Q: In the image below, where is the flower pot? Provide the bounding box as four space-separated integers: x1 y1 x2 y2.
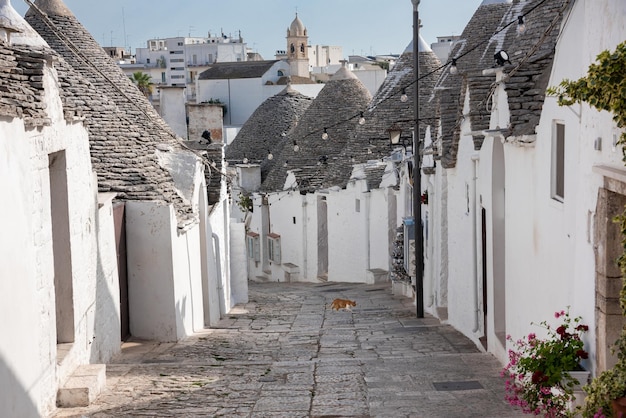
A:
612 396 626 417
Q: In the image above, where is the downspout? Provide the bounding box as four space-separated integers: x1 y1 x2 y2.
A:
212 232 225 316
471 153 481 333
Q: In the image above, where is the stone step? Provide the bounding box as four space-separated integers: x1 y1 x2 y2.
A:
57 364 106 408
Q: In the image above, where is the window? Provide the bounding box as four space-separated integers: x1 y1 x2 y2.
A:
355 199 361 213
161 72 166 83
267 233 281 264
247 232 260 262
552 122 565 201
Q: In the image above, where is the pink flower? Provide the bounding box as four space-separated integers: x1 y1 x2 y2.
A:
528 333 536 341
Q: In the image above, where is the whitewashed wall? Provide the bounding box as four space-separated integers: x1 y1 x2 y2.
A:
327 187 368 282
209 197 233 314
0 97 119 416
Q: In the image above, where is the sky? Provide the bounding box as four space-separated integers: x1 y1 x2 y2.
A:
13 0 483 59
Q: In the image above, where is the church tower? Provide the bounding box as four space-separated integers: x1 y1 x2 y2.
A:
286 13 309 78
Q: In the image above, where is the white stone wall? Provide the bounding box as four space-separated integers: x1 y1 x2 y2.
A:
430 0 626 369
0 57 122 416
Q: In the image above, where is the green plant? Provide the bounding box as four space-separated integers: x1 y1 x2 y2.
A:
237 193 253 213
502 308 589 416
129 71 154 97
547 41 626 145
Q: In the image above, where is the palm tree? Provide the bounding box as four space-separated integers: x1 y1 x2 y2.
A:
130 72 153 97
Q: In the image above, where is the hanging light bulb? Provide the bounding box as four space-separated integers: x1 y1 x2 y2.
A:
293 140 299 152
449 59 458 75
322 128 329 140
267 150 274 160
400 88 408 102
517 16 526 35
243 157 249 164
358 112 366 125
283 160 289 167
281 132 287 137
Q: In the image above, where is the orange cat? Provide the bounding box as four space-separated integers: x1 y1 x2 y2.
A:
330 298 357 311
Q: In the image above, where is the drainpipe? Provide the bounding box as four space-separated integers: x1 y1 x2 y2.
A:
212 233 225 317
471 153 481 333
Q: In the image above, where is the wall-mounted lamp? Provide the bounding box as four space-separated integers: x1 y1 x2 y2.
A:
494 50 511 67
201 130 211 141
322 128 329 140
388 126 403 145
293 140 300 152
267 150 274 160
359 112 366 125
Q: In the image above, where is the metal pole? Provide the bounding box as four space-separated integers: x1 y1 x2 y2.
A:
412 0 424 318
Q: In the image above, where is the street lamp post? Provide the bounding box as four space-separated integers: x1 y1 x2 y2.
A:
412 0 424 318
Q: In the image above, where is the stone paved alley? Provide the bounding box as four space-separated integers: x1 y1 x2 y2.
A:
55 281 525 417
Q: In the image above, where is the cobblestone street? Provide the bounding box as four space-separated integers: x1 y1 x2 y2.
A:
56 281 525 417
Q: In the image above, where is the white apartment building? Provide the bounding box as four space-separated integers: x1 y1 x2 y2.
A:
120 33 249 101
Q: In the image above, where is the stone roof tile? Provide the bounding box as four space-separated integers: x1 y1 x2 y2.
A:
225 85 312 182
261 67 372 193
198 60 281 80
25 0 198 227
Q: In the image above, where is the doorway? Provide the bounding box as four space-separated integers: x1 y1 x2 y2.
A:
113 202 130 341
48 151 75 358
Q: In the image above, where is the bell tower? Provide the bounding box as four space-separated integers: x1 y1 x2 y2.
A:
286 13 309 78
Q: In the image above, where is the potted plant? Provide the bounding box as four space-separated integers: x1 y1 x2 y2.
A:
578 318 626 417
502 308 589 416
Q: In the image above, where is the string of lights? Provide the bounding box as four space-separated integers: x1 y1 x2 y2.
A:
291 0 552 144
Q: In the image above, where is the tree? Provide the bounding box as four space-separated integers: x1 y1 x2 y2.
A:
130 71 153 97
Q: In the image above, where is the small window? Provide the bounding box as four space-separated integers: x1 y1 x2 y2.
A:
552 122 565 202
355 199 361 213
247 232 260 262
146 58 151 64
267 233 281 264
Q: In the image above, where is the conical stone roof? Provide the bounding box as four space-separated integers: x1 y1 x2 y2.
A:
328 36 441 187
262 67 372 193
25 0 197 227
225 85 313 182
434 0 512 168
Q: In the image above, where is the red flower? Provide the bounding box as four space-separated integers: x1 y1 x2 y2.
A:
576 324 589 332
531 370 548 384
576 349 589 359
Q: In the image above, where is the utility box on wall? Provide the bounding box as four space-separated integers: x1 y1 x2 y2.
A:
403 217 415 277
